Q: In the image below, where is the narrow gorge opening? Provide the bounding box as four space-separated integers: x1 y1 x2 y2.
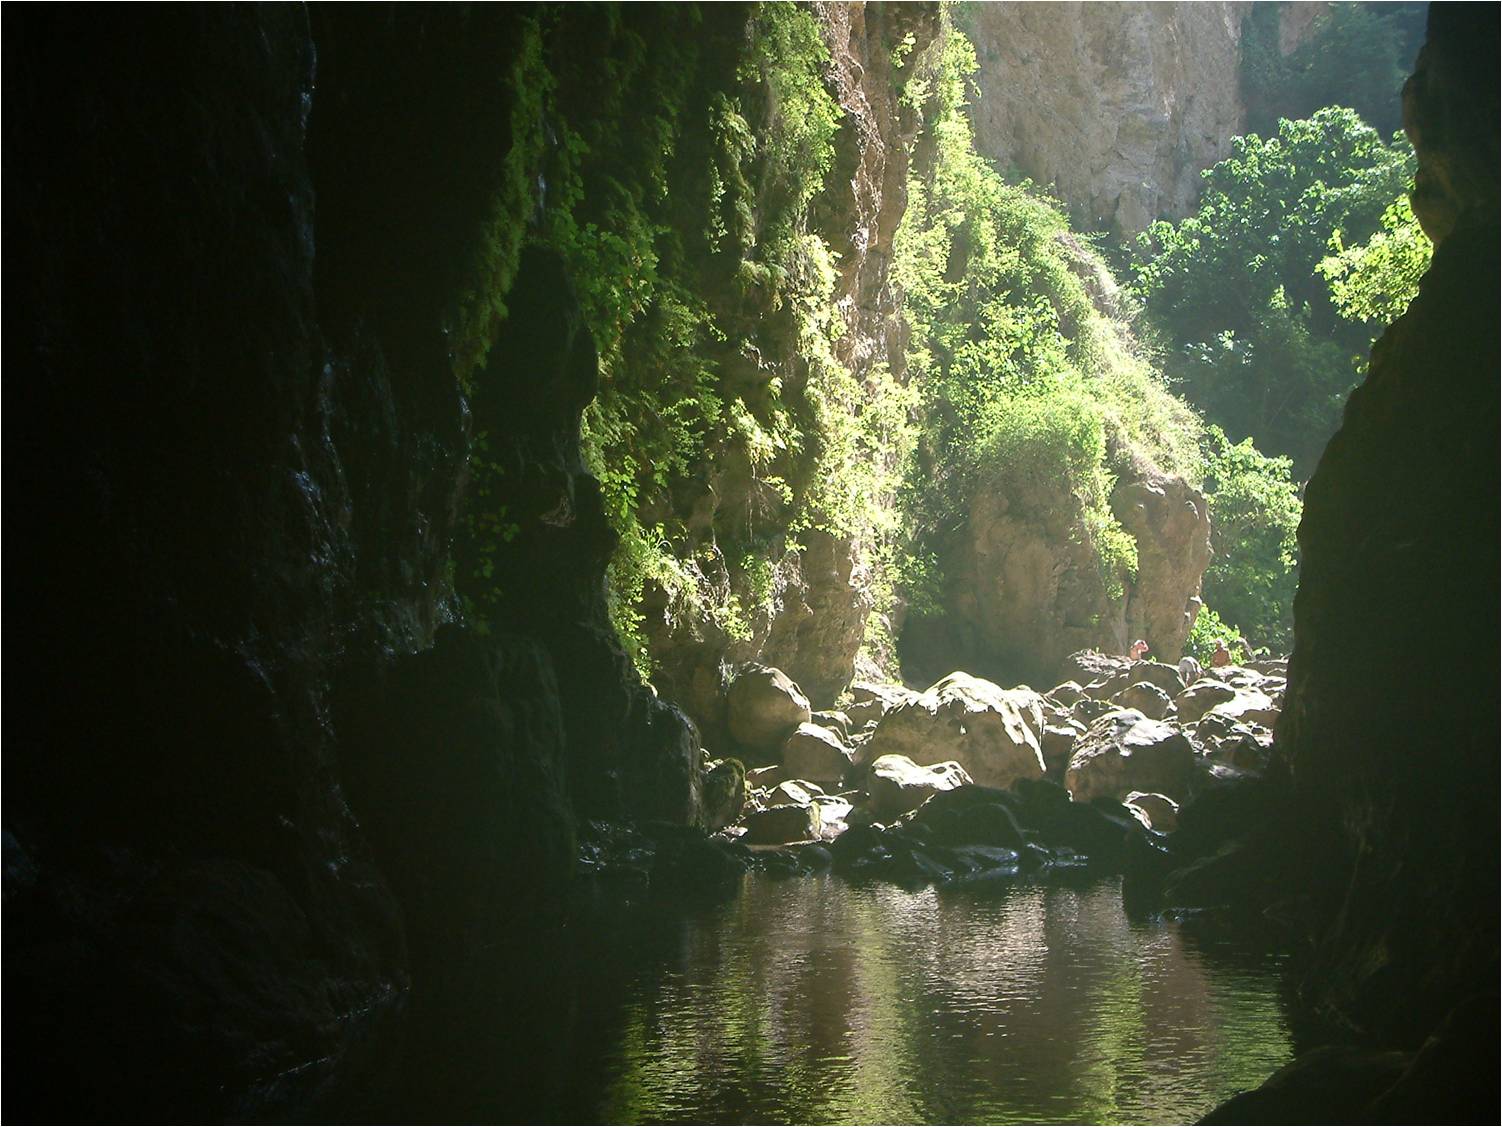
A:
5 3 1496 1125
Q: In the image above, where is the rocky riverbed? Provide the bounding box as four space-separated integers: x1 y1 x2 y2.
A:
579 651 1293 911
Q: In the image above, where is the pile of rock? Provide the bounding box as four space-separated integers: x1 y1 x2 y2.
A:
585 652 1288 893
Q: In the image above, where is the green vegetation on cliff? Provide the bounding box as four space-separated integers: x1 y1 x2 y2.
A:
892 26 1201 620
461 5 1416 678
1199 426 1302 652
455 4 918 677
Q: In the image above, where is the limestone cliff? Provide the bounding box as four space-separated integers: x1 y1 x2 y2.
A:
901 466 1211 690
960 1 1253 233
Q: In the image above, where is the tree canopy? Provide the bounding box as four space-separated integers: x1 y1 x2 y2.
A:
1131 106 1417 472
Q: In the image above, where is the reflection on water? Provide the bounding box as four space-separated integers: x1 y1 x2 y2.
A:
464 874 1292 1125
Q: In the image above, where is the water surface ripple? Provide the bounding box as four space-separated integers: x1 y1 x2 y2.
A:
519 872 1293 1125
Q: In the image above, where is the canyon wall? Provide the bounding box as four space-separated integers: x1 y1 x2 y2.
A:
1278 0 1498 1052
4 6 699 1118
960 1 1254 233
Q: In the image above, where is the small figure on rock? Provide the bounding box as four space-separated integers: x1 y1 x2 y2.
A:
1210 639 1232 668
1177 655 1202 686
1129 639 1150 661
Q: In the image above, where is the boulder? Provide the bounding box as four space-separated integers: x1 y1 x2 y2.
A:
727 665 811 761
810 710 852 740
1065 709 1195 803
780 722 853 785
1203 665 1266 689
1071 696 1116 725
743 801 822 845
1047 680 1088 706
766 780 822 807
1114 680 1174 720
744 764 785 791
843 682 918 728
865 754 973 819
1041 720 1087 777
1124 791 1179 832
1121 661 1187 696
1174 678 1238 723
1203 688 1279 728
701 759 746 831
997 685 1047 741
904 785 1026 848
1245 657 1288 676
861 672 1046 788
1058 650 1130 686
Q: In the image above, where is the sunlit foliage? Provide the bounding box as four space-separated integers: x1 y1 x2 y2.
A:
1132 107 1416 471
1318 194 1432 324
1199 426 1302 653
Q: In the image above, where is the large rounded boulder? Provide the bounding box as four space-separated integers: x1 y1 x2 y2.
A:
860 672 1046 789
780 722 853 786
726 665 811 762
1064 708 1194 803
1174 678 1239 723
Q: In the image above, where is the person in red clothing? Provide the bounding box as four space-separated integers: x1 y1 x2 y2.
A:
1210 639 1232 668
1129 639 1150 661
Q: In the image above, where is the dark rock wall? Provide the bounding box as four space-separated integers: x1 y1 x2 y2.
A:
4 6 695 1120
1278 0 1497 1056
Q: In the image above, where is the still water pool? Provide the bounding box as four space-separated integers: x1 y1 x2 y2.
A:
445 872 1293 1125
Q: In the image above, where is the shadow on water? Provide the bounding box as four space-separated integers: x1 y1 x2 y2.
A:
389 873 1297 1125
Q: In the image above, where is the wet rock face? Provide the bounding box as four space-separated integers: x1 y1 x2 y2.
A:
961 2 1251 234
5 7 696 1119
6 8 410 1118
1277 2 1498 1053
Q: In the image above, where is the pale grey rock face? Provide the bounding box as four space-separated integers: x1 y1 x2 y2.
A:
861 671 1047 789
865 754 974 818
962 1 1252 234
1064 707 1195 803
780 722 855 785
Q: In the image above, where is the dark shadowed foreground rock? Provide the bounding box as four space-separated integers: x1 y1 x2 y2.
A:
1273 1 1500 1059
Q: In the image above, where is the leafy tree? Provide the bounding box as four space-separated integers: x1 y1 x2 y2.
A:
1318 194 1432 324
1132 106 1415 472
1199 426 1302 652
